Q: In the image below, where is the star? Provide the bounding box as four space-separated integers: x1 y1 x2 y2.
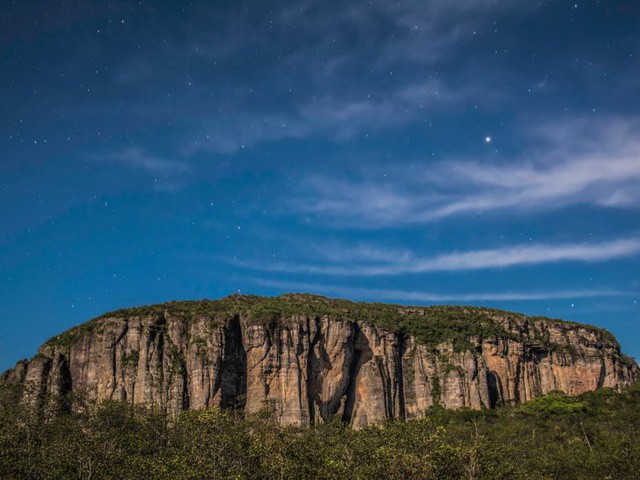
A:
485 136 492 143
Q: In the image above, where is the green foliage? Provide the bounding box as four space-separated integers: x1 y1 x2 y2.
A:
431 374 442 404
1 384 639 479
190 337 210 361
44 322 97 349
519 392 587 416
121 350 140 369
42 293 628 358
167 345 185 376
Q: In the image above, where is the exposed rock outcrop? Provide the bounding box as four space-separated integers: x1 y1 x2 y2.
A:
2 294 637 427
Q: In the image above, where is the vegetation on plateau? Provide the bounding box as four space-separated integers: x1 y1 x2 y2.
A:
1 384 639 479
43 293 620 354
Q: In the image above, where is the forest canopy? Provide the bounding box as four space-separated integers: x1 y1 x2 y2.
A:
1 384 639 479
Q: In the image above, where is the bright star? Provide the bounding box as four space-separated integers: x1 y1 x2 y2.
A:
485 136 492 143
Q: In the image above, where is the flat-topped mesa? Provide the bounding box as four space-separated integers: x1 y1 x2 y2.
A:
2 294 638 427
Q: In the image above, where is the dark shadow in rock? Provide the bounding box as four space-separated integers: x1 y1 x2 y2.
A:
220 315 247 409
342 326 373 424
487 370 503 408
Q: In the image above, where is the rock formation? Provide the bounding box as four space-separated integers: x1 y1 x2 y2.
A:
2 294 637 427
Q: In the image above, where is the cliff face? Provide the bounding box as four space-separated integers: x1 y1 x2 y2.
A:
2 295 638 427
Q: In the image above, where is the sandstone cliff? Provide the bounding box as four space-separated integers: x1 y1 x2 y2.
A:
2 294 638 427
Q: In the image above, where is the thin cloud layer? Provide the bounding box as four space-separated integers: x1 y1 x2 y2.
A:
238 237 640 276
254 279 628 303
293 118 640 226
93 147 191 175
107 0 531 156
186 78 494 155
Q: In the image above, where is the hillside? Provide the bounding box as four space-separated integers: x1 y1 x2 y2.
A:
2 294 637 428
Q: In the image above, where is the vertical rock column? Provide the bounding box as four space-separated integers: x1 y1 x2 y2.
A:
242 316 317 425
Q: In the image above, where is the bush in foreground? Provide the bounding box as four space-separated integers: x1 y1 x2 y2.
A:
1 384 639 479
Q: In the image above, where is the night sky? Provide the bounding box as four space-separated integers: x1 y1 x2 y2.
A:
2 0 640 371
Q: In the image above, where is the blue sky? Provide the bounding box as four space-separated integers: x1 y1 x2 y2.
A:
1 0 639 371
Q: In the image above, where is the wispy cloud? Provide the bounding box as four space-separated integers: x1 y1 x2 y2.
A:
187 78 491 154
236 237 640 276
372 0 539 67
108 0 529 155
93 147 191 175
253 278 628 303
293 117 640 226
276 0 537 69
